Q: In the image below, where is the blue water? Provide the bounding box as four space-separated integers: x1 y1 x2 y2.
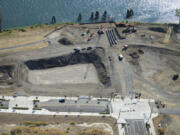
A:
0 0 180 29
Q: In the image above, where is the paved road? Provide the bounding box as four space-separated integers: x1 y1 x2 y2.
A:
38 99 109 113
107 48 134 96
149 101 180 116
159 108 180 116
107 50 123 94
125 119 148 135
122 60 134 96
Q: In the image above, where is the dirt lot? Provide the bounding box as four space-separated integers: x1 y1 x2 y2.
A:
0 22 180 103
0 113 118 135
153 114 180 135
0 22 180 135
123 45 180 93
28 64 100 85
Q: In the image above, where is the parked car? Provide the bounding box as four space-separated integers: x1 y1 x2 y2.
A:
74 47 81 52
122 44 128 51
87 46 93 50
81 48 86 51
59 99 65 103
118 54 123 61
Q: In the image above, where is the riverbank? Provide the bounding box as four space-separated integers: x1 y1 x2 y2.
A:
0 21 178 54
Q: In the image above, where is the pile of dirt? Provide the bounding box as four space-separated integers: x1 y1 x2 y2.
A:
125 47 145 66
129 52 139 59
25 47 111 87
58 37 73 45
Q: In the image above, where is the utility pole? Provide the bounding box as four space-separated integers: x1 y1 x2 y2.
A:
0 8 2 32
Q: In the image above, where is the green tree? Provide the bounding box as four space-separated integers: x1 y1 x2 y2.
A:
176 9 180 24
0 8 2 32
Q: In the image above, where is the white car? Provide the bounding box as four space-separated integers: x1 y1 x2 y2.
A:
118 54 123 61
74 47 81 52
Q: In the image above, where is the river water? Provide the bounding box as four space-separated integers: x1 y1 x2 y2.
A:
0 0 180 29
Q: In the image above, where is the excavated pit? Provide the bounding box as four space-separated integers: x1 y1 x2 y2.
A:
0 62 27 89
25 47 111 87
0 65 14 84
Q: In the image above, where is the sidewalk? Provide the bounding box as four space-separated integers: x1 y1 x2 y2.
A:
0 95 157 135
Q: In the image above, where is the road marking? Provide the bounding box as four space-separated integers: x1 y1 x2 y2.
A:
125 125 130 135
136 121 140 131
141 121 148 135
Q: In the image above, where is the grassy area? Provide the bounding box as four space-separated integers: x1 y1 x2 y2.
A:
0 106 9 109
97 99 109 101
69 121 76 125
23 121 49 127
0 22 71 52
33 100 40 103
8 127 66 135
99 112 110 114
78 129 110 135
0 127 110 135
0 22 75 35
32 107 42 110
12 107 29 110
0 98 7 101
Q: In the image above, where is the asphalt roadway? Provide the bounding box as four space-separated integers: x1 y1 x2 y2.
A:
125 119 148 135
38 98 109 113
123 60 134 97
159 108 180 116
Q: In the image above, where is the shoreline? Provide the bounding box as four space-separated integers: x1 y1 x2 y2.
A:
1 21 179 33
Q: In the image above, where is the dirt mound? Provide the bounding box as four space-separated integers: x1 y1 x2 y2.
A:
25 47 111 87
129 52 139 59
58 37 73 45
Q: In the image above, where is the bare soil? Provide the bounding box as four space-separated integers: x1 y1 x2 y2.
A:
0 113 118 135
123 45 180 94
153 114 180 135
0 24 64 49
